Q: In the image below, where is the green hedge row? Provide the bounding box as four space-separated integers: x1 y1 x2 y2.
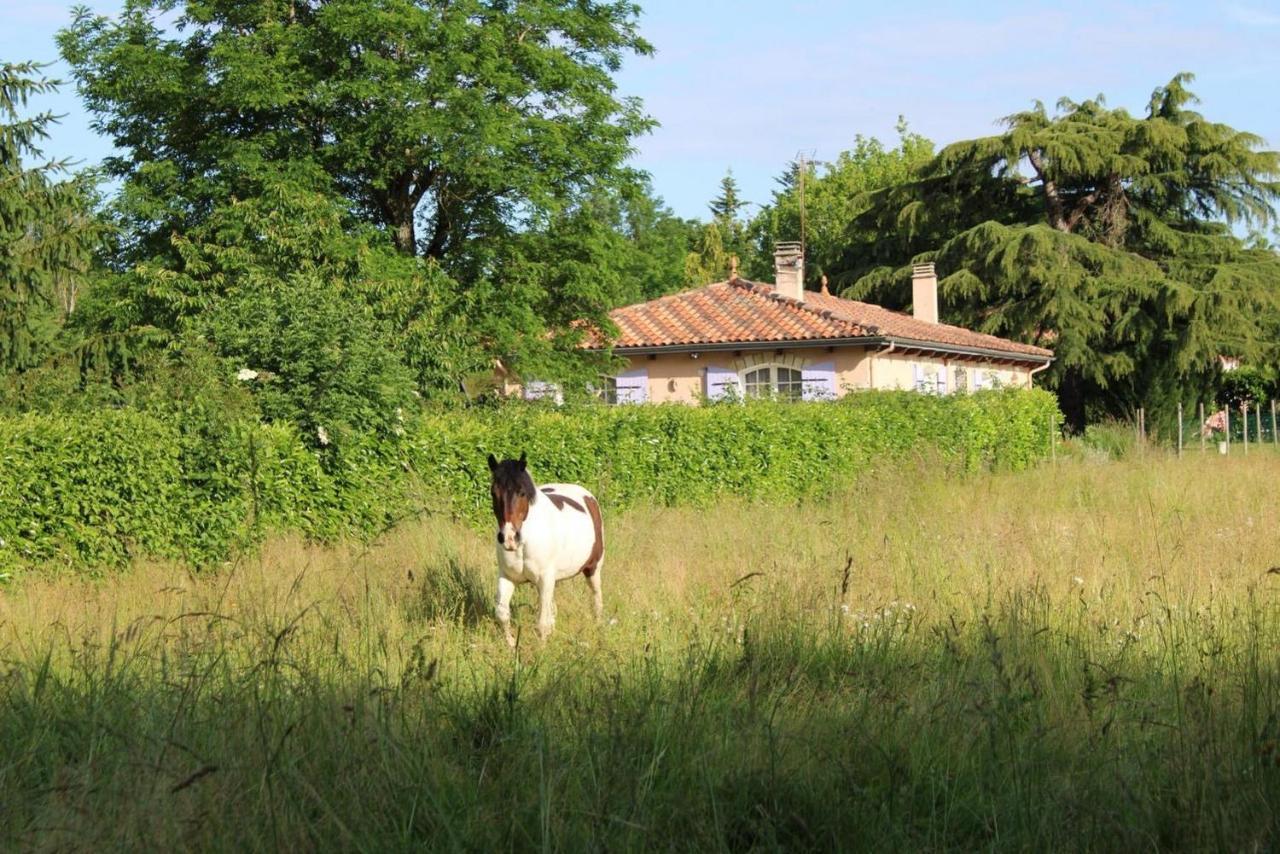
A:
0 389 1059 573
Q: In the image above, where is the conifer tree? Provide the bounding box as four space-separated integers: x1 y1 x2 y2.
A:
708 170 747 222
0 62 100 373
685 170 749 284
839 74 1280 427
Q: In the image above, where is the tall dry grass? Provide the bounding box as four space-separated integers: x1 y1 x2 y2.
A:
2 453 1280 850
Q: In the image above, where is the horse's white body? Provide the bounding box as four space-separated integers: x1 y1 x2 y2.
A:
495 482 603 646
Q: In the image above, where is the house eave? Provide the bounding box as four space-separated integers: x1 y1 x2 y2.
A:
592 336 1053 365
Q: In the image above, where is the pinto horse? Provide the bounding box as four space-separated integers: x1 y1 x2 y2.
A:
488 453 604 646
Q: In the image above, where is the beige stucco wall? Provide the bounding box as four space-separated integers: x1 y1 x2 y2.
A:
634 347 867 404
621 345 1036 403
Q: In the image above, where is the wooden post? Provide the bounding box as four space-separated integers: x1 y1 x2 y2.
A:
1177 401 1183 457
1049 412 1056 464
1242 403 1249 455
1226 405 1231 453
1256 402 1263 450
1273 399 1278 448
1199 402 1206 454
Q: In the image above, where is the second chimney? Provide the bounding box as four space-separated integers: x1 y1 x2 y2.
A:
912 262 938 324
774 241 805 302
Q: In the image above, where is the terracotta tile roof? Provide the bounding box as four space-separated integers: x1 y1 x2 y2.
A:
802 290 1053 359
595 278 1053 360
601 279 860 347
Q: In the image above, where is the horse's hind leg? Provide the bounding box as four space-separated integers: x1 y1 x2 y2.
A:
585 559 604 622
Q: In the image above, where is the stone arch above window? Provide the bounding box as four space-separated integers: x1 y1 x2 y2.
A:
728 352 811 375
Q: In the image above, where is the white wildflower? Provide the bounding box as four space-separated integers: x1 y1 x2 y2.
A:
236 368 259 382
1072 576 1085 586
317 425 330 446
608 618 618 626
839 603 850 615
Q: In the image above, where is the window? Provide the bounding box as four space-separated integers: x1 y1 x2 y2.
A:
914 364 946 395
742 365 804 400
954 366 968 393
597 377 618 405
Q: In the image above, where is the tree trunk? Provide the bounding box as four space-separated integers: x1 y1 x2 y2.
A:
385 169 431 256
393 216 416 255
424 215 450 260
1056 369 1088 434
1027 149 1070 232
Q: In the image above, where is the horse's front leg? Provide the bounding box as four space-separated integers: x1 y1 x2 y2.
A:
536 574 557 644
495 575 517 648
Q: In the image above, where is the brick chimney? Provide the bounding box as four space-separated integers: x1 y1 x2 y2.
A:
774 241 804 302
911 262 938 323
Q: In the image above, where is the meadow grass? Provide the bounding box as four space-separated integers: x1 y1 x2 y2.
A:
2 452 1280 851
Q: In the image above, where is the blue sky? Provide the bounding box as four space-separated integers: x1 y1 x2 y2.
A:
3 0 1278 220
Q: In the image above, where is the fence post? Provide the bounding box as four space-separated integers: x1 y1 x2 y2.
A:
1256 402 1263 450
1049 412 1056 464
1226 405 1231 453
1199 402 1206 454
1273 399 1278 448
1242 403 1249 456
1177 401 1183 457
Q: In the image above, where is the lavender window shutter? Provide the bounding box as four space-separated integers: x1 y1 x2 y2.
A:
937 365 948 395
801 361 836 400
705 365 738 401
615 366 648 404
912 364 923 392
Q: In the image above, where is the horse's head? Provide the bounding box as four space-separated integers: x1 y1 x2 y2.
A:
488 452 536 552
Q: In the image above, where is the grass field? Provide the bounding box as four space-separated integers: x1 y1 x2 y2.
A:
3 453 1280 850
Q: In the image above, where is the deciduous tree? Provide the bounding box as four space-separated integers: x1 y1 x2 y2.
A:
59 0 654 271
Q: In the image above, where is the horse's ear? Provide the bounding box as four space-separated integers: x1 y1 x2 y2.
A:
518 451 527 470
487 453 498 472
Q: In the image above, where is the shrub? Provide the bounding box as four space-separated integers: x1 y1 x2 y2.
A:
0 389 1060 574
411 389 1061 523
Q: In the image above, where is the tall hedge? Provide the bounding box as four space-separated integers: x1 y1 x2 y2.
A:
0 389 1058 574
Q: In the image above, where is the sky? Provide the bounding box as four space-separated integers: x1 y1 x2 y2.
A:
3 0 1278 221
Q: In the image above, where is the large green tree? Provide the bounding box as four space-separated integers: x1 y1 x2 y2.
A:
59 0 654 270
839 75 1280 427
73 167 434 439
0 62 102 373
745 123 933 283
57 0 664 398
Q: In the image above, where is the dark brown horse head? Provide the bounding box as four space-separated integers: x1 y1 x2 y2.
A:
488 452 535 551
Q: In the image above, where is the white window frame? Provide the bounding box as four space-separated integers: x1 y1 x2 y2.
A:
739 363 805 401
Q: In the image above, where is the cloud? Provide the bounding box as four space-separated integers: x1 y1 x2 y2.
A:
1225 4 1280 26
621 0 1280 217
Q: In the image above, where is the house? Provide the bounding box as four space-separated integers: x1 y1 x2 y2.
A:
529 242 1053 403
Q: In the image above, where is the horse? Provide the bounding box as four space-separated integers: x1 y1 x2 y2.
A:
487 452 604 646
